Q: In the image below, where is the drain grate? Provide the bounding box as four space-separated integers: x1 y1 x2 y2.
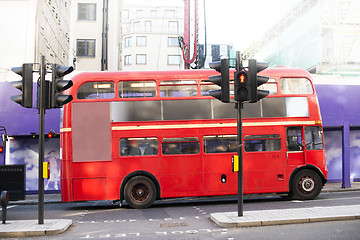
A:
159 222 188 228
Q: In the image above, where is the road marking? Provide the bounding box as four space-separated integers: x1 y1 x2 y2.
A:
82 228 229 238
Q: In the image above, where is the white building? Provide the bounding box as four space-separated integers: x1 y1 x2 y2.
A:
70 0 121 71
0 0 72 81
121 0 184 71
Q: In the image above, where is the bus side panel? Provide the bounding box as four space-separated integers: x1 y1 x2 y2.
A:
160 155 203 198
305 150 327 179
242 126 287 194
73 178 106 201
203 154 237 195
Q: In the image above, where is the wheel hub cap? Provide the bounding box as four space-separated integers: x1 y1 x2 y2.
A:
301 178 315 192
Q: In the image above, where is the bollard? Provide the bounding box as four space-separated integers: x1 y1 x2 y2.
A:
1 191 9 224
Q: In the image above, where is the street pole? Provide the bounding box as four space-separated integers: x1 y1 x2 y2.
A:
38 55 46 224
236 51 244 217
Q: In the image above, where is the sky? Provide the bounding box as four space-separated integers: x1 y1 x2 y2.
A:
200 0 301 50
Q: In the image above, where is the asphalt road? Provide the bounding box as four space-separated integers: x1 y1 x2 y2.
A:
5 191 360 239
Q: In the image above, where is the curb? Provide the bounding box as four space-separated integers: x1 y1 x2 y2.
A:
210 205 360 228
0 219 72 238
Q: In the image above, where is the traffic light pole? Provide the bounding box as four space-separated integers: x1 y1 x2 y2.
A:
237 101 244 217
38 55 46 224
236 51 244 217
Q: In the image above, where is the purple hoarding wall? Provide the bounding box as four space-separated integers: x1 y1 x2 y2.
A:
315 84 360 186
0 81 61 192
7 137 60 192
0 82 60 135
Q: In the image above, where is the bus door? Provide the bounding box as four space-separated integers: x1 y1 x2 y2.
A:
286 126 305 165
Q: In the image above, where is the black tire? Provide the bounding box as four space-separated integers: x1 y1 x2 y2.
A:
291 169 322 200
124 176 157 209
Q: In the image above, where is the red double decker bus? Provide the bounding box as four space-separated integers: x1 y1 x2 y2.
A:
60 67 327 208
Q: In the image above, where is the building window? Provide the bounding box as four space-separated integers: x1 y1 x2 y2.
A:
125 37 132 47
145 21 152 32
136 54 146 65
136 10 143 18
122 10 129 19
165 9 175 18
124 55 131 65
168 21 178 33
76 39 95 57
136 36 147 46
133 21 140 32
168 37 179 47
168 55 181 65
78 3 96 20
150 10 157 18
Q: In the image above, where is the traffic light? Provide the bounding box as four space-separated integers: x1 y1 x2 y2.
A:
51 64 74 108
208 57 230 103
11 64 33 108
234 70 250 101
248 59 270 103
47 130 56 138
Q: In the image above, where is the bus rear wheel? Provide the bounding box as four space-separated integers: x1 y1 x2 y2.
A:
124 176 157 209
291 169 322 200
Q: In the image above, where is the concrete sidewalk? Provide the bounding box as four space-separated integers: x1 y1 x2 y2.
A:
0 219 72 238
211 204 360 227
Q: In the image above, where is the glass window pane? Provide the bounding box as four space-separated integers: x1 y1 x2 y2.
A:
77 82 115 99
287 127 303 151
160 81 197 97
162 137 200 155
120 137 158 156
244 134 281 152
305 126 324 150
280 78 313 94
203 135 237 153
118 81 156 98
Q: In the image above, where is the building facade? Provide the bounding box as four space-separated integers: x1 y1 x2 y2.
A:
70 0 122 71
244 0 360 76
121 1 184 71
0 0 72 82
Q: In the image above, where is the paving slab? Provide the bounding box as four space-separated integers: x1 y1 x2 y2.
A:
210 204 360 228
0 219 72 238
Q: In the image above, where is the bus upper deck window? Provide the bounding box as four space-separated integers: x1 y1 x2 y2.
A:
160 80 197 97
280 78 313 94
259 79 277 95
119 81 156 98
77 82 115 99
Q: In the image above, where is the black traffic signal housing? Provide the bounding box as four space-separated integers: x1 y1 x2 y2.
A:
234 70 250 102
208 57 230 103
248 59 270 103
11 64 33 108
51 64 74 108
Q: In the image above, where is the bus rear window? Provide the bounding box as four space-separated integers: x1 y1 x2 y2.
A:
118 81 156 98
162 137 200 154
244 134 281 152
280 78 313 94
77 82 115 99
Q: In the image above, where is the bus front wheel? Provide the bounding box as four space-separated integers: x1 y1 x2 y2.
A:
291 169 322 200
124 176 157 209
